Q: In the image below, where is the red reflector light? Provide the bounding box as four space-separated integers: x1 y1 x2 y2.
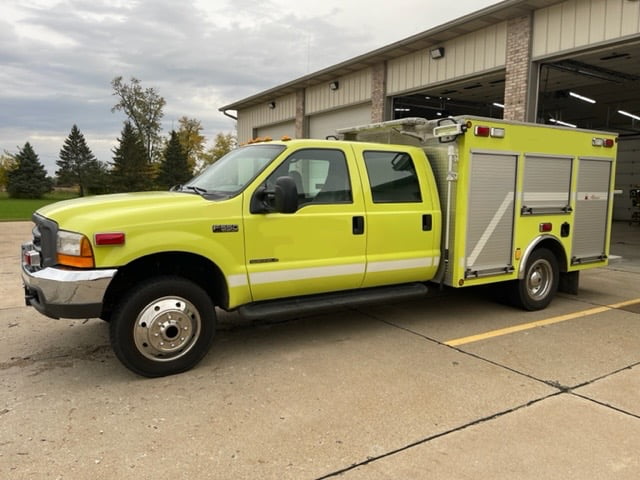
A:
603 138 614 148
95 233 125 245
474 126 491 137
539 223 553 233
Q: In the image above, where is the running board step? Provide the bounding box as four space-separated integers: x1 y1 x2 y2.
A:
237 283 429 320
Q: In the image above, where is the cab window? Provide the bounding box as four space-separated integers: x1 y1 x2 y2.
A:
267 149 352 205
363 151 422 203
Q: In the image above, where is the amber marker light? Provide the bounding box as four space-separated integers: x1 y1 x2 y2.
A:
57 230 95 268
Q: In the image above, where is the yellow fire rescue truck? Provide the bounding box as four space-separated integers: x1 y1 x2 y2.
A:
21 116 617 376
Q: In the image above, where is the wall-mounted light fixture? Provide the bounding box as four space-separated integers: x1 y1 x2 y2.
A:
268 101 276 109
330 81 340 91
430 47 445 59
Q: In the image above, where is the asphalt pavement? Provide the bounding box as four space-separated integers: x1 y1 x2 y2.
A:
1 221 639 479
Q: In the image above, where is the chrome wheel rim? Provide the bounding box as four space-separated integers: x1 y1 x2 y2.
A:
526 259 553 301
133 296 201 362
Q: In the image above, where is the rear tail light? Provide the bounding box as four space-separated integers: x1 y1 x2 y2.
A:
473 125 505 138
593 137 615 148
474 126 490 137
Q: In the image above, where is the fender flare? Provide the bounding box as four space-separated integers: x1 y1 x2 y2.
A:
518 235 567 280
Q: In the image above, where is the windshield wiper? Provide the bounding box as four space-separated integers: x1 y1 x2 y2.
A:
172 184 209 195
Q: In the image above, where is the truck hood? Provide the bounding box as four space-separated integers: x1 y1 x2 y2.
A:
36 191 220 232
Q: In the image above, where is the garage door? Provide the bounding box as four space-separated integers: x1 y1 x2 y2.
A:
255 121 295 140
614 138 640 222
308 103 372 139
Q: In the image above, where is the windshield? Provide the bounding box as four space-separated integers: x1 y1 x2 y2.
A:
184 144 286 198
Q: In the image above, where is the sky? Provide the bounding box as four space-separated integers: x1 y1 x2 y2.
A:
1 0 501 174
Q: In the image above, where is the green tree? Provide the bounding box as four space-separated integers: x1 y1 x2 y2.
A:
56 124 104 196
200 132 237 172
7 143 53 199
85 162 111 195
111 76 166 163
110 121 155 193
176 116 206 172
0 151 17 191
157 130 192 189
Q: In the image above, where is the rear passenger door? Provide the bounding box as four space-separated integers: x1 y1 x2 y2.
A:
355 146 441 287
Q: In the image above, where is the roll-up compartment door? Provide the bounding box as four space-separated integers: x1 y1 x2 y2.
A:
465 153 517 277
522 155 572 214
572 158 612 263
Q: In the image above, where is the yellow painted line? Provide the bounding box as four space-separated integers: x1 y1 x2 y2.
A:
445 297 640 347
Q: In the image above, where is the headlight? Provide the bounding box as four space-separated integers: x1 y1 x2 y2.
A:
57 230 95 268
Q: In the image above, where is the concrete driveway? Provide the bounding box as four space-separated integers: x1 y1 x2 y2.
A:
1 221 639 479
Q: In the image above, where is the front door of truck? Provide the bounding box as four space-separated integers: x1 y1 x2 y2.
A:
354 146 441 287
243 147 366 301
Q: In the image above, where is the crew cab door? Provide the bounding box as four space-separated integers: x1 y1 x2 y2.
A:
354 145 441 287
243 147 366 301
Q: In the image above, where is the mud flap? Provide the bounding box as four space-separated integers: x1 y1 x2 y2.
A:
559 271 580 295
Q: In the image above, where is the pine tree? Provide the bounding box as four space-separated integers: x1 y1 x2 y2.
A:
157 130 192 189
110 121 155 193
57 125 102 196
7 142 53 199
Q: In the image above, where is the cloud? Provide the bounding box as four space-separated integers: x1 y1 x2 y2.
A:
1 0 498 174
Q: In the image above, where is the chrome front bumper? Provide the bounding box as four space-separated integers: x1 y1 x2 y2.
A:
22 243 116 319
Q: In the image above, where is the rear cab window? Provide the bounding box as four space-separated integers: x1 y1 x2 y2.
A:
362 151 422 203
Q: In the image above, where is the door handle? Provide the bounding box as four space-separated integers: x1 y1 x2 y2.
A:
353 216 365 235
422 214 432 231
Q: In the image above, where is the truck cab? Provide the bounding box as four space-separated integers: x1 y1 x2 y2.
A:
22 139 442 377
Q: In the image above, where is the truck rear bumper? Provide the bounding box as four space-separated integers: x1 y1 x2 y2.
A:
21 253 117 319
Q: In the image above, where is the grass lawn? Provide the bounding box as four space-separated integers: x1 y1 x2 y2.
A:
0 191 78 221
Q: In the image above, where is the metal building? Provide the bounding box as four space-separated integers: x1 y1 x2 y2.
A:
219 0 640 221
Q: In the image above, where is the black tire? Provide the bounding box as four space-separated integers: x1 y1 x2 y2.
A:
109 276 216 377
511 248 559 311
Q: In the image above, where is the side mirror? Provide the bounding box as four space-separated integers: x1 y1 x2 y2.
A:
274 176 298 214
249 176 298 214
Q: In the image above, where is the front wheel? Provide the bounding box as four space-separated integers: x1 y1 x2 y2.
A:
511 248 559 311
110 276 216 377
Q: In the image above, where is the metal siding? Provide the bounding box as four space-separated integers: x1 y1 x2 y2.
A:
533 0 640 58
560 2 576 50
465 153 517 273
236 93 297 142
305 69 371 115
572 158 612 259
590 0 606 43
308 103 372 139
622 0 640 35
387 22 507 95
255 121 296 140
522 156 572 211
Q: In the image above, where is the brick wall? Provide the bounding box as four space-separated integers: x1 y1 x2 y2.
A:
504 14 532 122
295 89 306 138
371 62 386 123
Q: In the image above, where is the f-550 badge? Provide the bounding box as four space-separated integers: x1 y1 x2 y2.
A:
212 224 239 233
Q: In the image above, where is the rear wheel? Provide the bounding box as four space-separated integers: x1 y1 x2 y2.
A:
109 276 216 377
511 248 559 311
